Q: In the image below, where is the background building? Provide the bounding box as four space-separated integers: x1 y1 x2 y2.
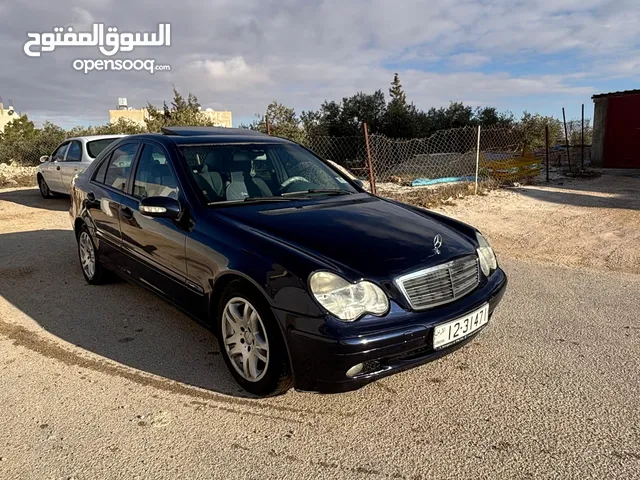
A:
109 97 232 128
592 89 640 168
0 103 20 134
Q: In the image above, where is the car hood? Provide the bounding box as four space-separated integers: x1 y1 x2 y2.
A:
216 194 477 280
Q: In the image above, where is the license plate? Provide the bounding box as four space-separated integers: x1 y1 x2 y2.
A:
433 304 489 349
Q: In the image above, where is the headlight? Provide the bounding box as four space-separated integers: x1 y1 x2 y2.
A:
476 232 497 277
309 271 389 322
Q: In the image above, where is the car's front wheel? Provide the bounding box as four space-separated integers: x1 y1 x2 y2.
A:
77 225 108 285
38 175 52 198
216 280 293 396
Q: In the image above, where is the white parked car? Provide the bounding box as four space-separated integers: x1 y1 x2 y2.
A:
37 135 125 198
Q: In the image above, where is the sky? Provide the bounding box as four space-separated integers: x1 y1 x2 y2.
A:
0 0 639 129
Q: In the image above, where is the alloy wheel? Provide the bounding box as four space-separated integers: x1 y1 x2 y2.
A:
79 231 96 279
39 177 50 197
221 297 270 382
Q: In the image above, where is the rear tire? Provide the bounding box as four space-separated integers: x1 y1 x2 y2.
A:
77 225 108 285
216 280 293 397
38 175 53 198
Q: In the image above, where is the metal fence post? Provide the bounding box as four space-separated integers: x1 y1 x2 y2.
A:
562 107 571 171
581 103 585 171
545 124 550 183
474 125 481 194
363 122 377 195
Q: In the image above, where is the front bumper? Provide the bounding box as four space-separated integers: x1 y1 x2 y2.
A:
276 268 507 393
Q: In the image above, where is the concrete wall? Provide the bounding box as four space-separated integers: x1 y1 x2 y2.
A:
109 108 233 128
109 109 148 126
0 103 20 134
591 98 607 167
201 109 233 127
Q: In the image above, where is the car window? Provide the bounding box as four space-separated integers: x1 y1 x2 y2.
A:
52 143 69 162
278 148 347 188
103 143 139 191
65 141 82 162
87 138 121 159
178 143 357 204
133 144 179 199
94 156 110 183
253 153 275 184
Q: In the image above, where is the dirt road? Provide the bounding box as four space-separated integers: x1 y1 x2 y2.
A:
1 174 639 479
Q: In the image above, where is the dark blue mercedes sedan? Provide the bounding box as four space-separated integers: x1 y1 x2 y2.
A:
70 126 507 396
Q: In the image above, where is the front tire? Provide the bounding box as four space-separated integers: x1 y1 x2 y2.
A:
77 225 107 285
38 175 52 198
216 280 292 396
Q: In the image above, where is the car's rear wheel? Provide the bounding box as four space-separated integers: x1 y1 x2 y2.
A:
216 280 292 396
77 225 107 285
38 175 52 198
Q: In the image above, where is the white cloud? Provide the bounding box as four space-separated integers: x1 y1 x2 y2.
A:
187 56 271 92
0 0 637 124
70 7 95 30
450 53 491 68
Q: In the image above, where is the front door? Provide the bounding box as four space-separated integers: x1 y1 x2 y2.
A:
44 142 68 193
118 142 189 301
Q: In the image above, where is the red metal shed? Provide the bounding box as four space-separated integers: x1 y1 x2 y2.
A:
592 89 640 168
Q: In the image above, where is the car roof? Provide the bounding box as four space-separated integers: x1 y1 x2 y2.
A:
120 127 295 147
66 134 127 142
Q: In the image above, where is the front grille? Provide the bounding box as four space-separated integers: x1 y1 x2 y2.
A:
395 255 479 310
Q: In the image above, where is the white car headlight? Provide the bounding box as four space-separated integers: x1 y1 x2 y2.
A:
476 232 497 277
309 271 389 322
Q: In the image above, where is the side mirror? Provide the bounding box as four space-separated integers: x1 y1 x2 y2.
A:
353 178 364 188
139 196 180 219
40 155 49 163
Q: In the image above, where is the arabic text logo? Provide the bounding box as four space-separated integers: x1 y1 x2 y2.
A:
23 23 171 58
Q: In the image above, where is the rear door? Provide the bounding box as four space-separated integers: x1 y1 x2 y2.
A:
118 141 189 301
59 140 83 193
86 142 141 270
44 142 68 193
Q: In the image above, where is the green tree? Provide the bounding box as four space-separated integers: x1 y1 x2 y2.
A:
68 118 147 137
518 112 563 149
145 88 218 132
248 101 306 144
474 107 515 127
383 73 415 138
0 115 66 166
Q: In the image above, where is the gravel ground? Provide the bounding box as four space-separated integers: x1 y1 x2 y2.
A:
0 163 38 189
1 179 639 479
435 170 640 275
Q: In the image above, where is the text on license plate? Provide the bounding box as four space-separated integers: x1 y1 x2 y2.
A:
433 304 489 349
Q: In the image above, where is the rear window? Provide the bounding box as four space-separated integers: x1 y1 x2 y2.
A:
87 138 122 159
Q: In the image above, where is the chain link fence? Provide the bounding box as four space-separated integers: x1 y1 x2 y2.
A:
307 125 555 194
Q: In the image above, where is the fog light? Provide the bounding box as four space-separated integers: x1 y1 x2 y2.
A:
346 363 364 378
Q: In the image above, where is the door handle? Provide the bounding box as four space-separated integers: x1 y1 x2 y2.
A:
87 192 95 202
120 206 134 220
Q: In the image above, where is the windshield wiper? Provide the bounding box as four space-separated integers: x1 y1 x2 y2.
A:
282 189 353 196
243 195 308 202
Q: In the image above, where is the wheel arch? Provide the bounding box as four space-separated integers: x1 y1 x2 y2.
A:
210 271 296 379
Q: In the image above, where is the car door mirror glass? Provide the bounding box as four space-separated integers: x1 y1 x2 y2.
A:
139 196 180 219
40 155 49 163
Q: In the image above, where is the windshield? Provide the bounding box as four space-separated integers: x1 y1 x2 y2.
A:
179 143 359 204
87 138 122 159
